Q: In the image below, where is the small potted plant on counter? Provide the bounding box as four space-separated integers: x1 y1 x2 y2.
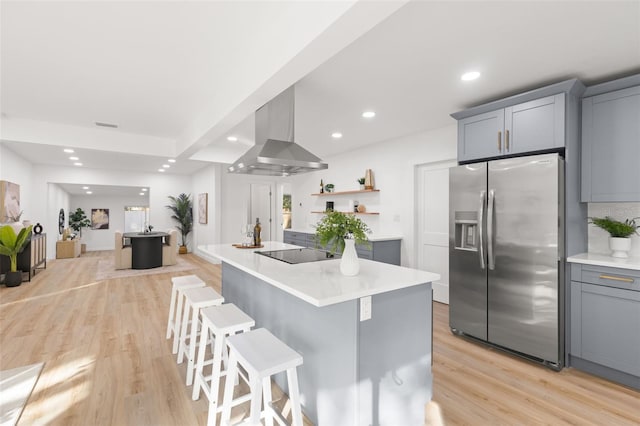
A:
314 211 371 276
0 224 33 287
589 216 639 258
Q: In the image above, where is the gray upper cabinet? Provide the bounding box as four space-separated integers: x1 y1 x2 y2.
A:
453 81 578 163
581 82 640 202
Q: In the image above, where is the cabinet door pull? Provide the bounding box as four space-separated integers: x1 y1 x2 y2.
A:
497 131 502 152
599 274 634 283
505 129 510 151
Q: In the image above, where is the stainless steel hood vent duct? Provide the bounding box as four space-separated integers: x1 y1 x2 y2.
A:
227 86 328 176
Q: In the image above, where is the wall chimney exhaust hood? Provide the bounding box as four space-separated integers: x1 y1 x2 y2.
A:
227 86 328 176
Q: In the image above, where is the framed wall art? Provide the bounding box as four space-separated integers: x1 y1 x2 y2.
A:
0 180 20 222
198 193 208 224
91 208 110 230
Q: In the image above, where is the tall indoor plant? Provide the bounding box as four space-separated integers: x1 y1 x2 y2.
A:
0 224 33 287
589 216 639 258
314 211 371 276
166 193 193 254
69 207 91 238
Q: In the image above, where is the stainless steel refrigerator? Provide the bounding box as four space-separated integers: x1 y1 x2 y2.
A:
449 153 564 368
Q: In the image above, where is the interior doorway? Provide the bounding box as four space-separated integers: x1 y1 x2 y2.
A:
249 183 273 242
416 160 456 304
124 206 149 233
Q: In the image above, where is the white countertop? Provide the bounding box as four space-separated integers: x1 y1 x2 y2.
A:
199 242 439 307
285 228 402 242
567 253 640 271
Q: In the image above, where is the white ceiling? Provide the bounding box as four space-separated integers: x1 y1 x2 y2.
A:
57 183 151 198
1 1 639 173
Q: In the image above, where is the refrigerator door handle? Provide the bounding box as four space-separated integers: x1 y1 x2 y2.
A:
487 189 495 270
478 190 486 269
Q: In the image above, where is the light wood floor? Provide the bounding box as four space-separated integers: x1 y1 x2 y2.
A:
1 252 638 425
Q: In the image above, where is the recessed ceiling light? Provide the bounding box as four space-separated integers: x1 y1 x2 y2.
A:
168 159 176 163
82 186 89 190
162 164 170 168
95 121 118 128
362 111 376 119
158 169 165 172
86 191 92 194
141 188 147 191
74 162 83 166
139 192 145 196
69 156 79 161
227 136 238 142
461 71 481 81
331 132 343 139
64 148 74 153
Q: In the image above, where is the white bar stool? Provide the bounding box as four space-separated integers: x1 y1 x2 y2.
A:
177 286 224 386
220 328 303 426
192 303 255 426
167 275 205 351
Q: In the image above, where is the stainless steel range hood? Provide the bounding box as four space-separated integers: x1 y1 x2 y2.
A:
227 86 328 176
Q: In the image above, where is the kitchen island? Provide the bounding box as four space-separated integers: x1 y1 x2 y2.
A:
199 242 440 426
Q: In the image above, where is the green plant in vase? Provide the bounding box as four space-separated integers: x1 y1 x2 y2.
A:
589 216 639 258
314 211 371 255
0 224 33 286
69 208 91 238
166 193 193 253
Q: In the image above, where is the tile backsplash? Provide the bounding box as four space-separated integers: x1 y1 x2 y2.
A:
587 203 640 256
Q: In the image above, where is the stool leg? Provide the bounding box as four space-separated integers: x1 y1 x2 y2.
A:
186 305 200 385
221 350 239 425
192 321 210 401
262 377 274 426
177 300 191 364
205 331 225 426
173 292 186 354
248 374 262 426
166 287 177 339
287 368 303 426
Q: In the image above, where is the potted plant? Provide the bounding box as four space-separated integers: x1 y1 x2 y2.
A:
589 216 639 258
314 211 371 276
0 224 33 286
166 193 193 254
324 183 335 193
357 177 365 190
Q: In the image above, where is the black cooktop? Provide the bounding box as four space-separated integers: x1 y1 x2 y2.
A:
256 248 338 264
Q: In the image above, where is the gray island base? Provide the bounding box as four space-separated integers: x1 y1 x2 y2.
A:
200 241 439 426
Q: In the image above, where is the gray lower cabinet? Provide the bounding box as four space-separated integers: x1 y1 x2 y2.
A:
454 92 566 162
283 230 401 265
581 81 640 202
569 263 640 389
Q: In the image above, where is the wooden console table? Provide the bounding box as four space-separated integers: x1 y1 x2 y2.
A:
0 233 47 282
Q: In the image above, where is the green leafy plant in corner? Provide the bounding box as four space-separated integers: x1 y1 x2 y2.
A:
314 211 371 255
166 193 193 248
589 216 640 238
69 208 91 238
0 225 33 272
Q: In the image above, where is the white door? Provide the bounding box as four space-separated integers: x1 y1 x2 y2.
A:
416 160 456 304
250 183 272 242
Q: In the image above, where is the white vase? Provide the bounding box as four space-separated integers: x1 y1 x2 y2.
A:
609 237 631 258
340 238 360 276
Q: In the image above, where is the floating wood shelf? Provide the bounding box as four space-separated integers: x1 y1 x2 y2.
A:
311 189 380 196
311 211 380 215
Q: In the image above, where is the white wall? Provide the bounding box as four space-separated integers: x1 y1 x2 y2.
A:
46 182 70 245
70 195 150 251
0 143 34 222
290 124 457 267
588 202 640 257
192 164 222 253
